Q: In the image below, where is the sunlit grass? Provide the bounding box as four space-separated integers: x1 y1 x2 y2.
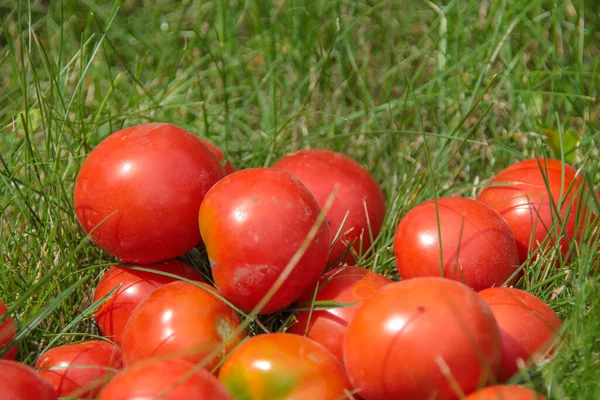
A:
0 0 598 398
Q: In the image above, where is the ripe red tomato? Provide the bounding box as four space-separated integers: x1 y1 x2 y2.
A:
478 287 562 381
477 158 588 263
93 259 204 346
199 168 331 314
394 197 520 291
218 333 351 399
0 299 17 359
0 359 58 400
199 137 236 175
273 149 385 266
99 358 232 400
463 385 546 400
35 340 123 399
74 123 226 264
121 280 244 372
343 277 501 400
287 266 392 362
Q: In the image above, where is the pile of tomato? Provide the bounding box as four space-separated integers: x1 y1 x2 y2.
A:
1 122 597 399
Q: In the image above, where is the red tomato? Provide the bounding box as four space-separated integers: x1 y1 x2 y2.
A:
199 168 331 314
394 197 520 291
99 358 232 400
477 158 588 263
218 333 351 399
93 259 204 346
0 359 58 400
121 280 244 372
478 287 562 381
74 123 226 264
199 137 236 175
273 149 385 266
0 299 17 359
463 385 546 400
287 266 392 362
343 277 501 400
35 340 123 399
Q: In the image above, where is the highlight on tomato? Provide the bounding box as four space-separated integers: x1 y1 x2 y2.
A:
0 359 59 400
274 149 385 266
477 158 590 263
478 287 563 381
93 259 204 346
0 299 17 360
121 280 245 372
35 340 123 399
74 122 226 264
287 265 392 362
394 197 520 291
343 277 501 400
99 358 233 400
218 333 352 399
199 167 331 314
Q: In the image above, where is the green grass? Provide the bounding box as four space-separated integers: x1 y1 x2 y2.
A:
0 0 598 398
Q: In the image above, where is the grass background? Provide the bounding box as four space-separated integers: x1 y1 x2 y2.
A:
0 0 599 398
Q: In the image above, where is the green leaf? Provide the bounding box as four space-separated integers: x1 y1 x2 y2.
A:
540 128 580 164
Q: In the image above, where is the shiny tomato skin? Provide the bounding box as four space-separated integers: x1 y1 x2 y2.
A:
35 340 123 399
121 280 244 372
463 385 546 400
93 259 204 346
287 266 392 362
99 358 233 400
478 287 562 381
0 299 17 359
199 138 236 175
343 277 501 400
74 123 226 264
477 158 587 263
274 149 385 266
218 333 351 399
0 359 58 400
199 168 331 314
394 197 520 291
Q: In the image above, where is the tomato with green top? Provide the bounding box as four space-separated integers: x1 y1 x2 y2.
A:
218 333 352 400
